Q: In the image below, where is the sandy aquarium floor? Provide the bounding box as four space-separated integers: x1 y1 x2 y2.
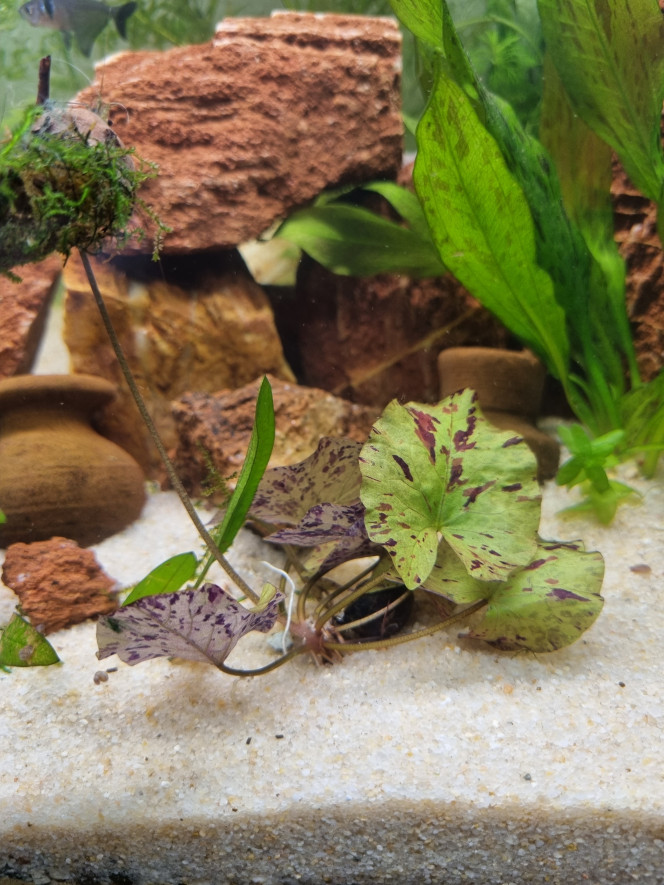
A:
1 302 663 883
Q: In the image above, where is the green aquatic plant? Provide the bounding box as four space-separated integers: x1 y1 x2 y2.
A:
0 101 160 274
97 389 604 668
276 0 664 522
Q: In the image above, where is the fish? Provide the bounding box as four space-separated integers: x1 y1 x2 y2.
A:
19 0 137 57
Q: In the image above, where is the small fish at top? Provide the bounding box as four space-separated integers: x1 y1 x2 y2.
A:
19 0 137 57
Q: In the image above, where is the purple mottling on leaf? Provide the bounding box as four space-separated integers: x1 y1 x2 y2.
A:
502 436 523 448
448 458 466 488
408 407 438 464
548 587 588 601
523 556 556 570
392 454 414 481
463 480 495 505
502 483 523 492
453 415 477 451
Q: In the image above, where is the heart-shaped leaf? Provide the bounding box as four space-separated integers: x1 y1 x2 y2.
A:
462 539 604 652
251 437 363 526
97 583 282 668
0 613 60 668
360 390 540 589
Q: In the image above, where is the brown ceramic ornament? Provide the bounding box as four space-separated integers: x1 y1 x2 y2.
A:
0 374 145 547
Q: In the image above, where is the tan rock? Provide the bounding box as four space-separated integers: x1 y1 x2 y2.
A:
63 251 294 479
2 537 117 634
72 13 403 253
172 375 379 497
0 255 62 378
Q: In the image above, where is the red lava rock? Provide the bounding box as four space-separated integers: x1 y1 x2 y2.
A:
172 374 379 497
611 160 664 382
2 537 118 634
0 255 62 378
72 12 403 253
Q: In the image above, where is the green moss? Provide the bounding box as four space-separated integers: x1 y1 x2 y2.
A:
0 103 161 275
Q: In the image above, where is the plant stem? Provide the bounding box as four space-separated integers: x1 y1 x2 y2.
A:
322 598 487 654
216 645 303 677
78 249 259 603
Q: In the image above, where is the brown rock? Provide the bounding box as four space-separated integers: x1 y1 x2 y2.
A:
73 13 403 253
172 375 379 497
62 251 294 479
294 257 510 408
0 255 62 378
611 161 664 382
2 537 117 634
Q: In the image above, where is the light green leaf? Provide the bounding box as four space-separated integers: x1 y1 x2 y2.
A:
462 538 605 651
359 389 540 590
363 181 437 245
538 0 664 205
389 0 443 49
413 70 569 380
0 613 60 668
213 375 275 553
123 552 198 606
276 204 445 277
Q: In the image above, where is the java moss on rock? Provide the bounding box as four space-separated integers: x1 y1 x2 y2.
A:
0 103 153 275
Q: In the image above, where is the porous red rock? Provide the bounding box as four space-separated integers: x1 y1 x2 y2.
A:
294 257 510 407
2 537 117 634
611 162 664 382
63 250 294 479
172 375 379 497
0 255 62 378
72 12 403 253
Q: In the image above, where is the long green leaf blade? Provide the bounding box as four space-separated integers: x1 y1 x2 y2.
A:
389 0 443 49
213 375 276 553
413 70 569 379
276 204 445 277
538 0 664 204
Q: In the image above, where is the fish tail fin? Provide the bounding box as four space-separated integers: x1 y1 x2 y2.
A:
112 1 137 40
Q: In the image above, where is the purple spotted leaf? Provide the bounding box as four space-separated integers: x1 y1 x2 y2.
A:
96 583 283 667
251 437 362 526
360 390 540 589
461 539 604 652
266 500 380 576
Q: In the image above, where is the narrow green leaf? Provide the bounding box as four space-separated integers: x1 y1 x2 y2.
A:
276 204 445 277
538 0 664 204
360 389 540 590
463 539 605 651
213 375 276 553
362 181 437 245
414 70 569 379
0 613 60 668
123 552 198 606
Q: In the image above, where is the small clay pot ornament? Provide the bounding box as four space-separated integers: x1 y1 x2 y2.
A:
438 347 560 481
0 374 145 547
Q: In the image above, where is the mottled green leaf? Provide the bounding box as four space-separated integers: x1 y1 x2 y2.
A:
389 0 443 49
123 552 198 606
414 70 569 381
538 0 664 205
0 613 60 668
251 437 363 527
359 389 540 589
461 539 605 651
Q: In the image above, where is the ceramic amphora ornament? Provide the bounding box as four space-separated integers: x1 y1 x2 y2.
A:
0 374 145 547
